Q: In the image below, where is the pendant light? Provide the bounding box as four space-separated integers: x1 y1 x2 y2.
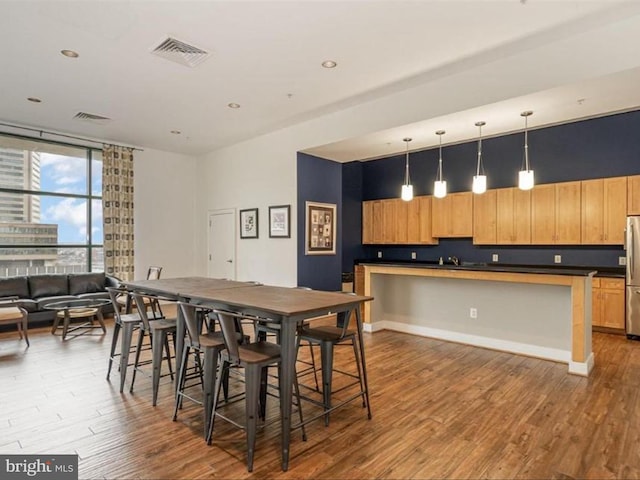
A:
472 121 487 194
518 110 534 190
434 130 447 198
401 137 414 201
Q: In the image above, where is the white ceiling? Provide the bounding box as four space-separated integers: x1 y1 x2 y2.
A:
2 1 640 162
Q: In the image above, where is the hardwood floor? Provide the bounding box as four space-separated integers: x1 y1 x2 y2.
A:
1 317 640 479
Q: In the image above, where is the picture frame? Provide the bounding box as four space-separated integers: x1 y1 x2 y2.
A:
239 208 259 239
269 205 291 238
305 201 336 255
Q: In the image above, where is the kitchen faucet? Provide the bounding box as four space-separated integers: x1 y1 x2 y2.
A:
448 256 459 266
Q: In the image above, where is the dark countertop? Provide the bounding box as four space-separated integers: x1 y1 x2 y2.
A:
354 259 625 278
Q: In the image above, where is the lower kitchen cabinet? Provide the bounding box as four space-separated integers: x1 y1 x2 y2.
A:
592 277 625 332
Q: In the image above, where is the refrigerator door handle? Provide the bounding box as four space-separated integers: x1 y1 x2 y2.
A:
632 226 635 282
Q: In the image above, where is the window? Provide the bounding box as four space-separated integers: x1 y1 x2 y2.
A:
0 134 103 276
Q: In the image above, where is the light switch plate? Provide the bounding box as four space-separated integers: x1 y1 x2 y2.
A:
554 255 562 264
619 256 627 266
377 251 382 258
411 252 416 259
492 254 499 262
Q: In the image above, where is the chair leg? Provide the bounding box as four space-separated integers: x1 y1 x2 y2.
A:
107 321 122 380
202 346 219 438
319 341 334 426
163 333 174 381
259 365 268 420
207 361 228 445
172 345 190 421
119 323 135 393
307 341 320 391
152 329 167 406
245 365 260 473
129 329 146 393
351 339 366 408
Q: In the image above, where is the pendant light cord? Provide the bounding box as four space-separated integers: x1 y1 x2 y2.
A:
404 139 411 185
437 133 444 182
476 123 484 176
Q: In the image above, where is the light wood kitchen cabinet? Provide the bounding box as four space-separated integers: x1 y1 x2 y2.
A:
407 196 438 244
592 277 625 331
473 190 496 244
496 187 531 244
628 175 640 215
362 197 437 245
581 177 626 245
531 181 581 244
432 192 473 238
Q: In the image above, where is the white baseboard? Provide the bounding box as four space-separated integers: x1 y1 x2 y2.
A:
366 320 572 366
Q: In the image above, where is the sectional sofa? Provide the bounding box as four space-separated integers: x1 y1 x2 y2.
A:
0 272 120 324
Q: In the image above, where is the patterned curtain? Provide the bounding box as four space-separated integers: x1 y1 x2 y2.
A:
102 145 134 281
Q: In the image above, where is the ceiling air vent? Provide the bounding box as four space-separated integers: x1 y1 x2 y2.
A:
73 112 111 125
151 36 210 68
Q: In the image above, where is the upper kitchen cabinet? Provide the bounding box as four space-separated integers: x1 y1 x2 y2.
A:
362 197 437 245
496 187 532 245
581 177 627 245
531 181 581 244
628 175 640 215
432 192 473 238
473 189 496 245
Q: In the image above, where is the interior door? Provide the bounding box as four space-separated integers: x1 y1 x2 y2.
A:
208 210 235 279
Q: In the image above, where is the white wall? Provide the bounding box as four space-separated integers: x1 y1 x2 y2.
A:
194 13 640 286
134 148 197 280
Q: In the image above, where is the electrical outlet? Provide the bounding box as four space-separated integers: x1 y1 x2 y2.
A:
619 256 627 266
554 255 562 264
411 252 417 260
492 254 499 262
377 251 383 259
470 307 478 319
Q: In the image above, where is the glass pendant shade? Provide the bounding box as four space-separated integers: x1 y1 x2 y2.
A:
472 121 487 194
518 111 534 191
472 175 487 194
401 184 414 201
434 180 447 198
434 130 447 198
519 170 534 190
401 137 413 201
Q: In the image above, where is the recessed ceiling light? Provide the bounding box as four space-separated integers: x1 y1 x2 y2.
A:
228 103 241 109
170 130 181 135
321 60 337 69
27 97 42 103
61 49 79 58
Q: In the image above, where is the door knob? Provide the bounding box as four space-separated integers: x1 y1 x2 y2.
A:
226 259 233 263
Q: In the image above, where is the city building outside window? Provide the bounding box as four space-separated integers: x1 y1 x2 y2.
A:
0 134 103 276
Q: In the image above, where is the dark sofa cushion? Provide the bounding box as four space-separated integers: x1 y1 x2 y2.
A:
68 273 106 295
0 276 30 298
28 275 69 299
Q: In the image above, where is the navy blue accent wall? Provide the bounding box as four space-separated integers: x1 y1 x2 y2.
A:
342 161 365 273
297 153 343 291
354 110 640 268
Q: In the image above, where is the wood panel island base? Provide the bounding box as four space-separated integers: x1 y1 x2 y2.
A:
356 263 595 376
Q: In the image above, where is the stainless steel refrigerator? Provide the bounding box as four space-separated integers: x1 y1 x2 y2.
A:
626 216 640 337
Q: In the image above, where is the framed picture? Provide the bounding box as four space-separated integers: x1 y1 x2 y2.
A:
305 201 336 255
239 208 259 239
269 205 291 238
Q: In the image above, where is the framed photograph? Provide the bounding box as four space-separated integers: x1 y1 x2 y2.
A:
269 205 291 238
305 201 336 255
239 208 259 239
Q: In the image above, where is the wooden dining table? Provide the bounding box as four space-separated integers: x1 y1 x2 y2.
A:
122 276 373 471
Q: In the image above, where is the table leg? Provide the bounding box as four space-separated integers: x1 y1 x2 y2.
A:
174 304 185 398
62 310 71 340
96 309 107 333
279 317 295 471
355 304 372 419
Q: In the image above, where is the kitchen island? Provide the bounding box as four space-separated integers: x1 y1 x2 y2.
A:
355 262 596 376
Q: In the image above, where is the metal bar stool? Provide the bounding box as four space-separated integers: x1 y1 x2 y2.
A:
106 287 143 392
130 292 177 406
206 309 306 473
296 297 372 426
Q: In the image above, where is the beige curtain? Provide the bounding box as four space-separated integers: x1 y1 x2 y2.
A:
102 145 134 281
